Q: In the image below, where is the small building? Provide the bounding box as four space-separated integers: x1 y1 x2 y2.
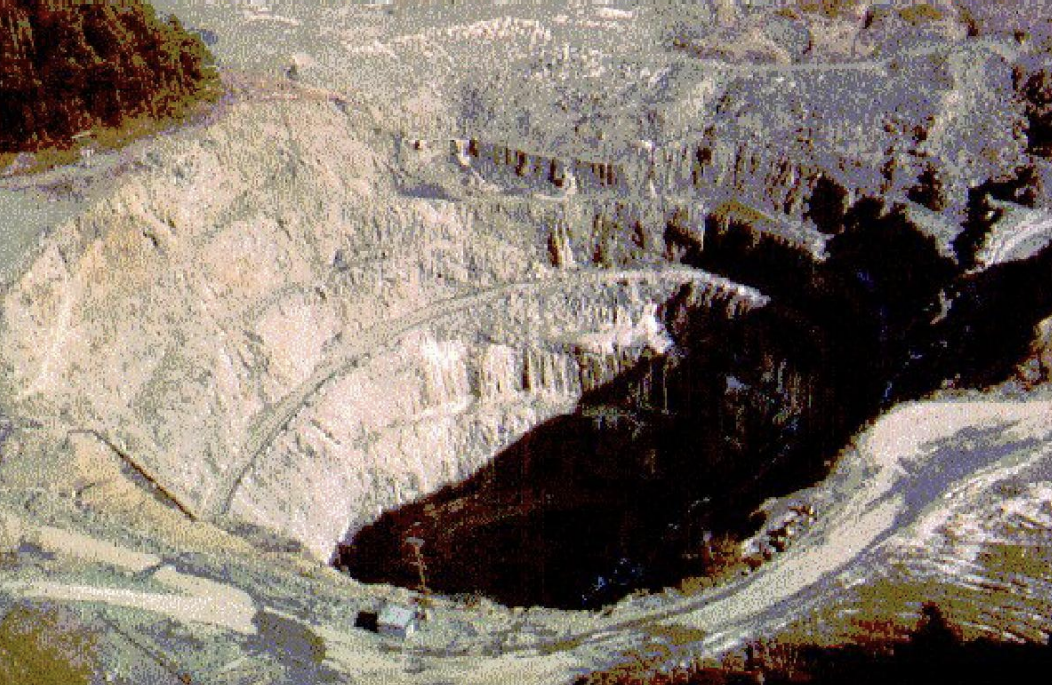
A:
377 603 418 639
354 610 378 633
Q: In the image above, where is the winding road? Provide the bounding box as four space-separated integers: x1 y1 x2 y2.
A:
6 394 1046 684
205 264 768 518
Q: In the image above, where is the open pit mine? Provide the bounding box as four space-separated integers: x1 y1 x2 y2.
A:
2 1 1052 683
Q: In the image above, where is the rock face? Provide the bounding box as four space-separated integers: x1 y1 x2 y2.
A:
1 0 1051 616
0 0 216 152
226 274 754 562
0 87 768 565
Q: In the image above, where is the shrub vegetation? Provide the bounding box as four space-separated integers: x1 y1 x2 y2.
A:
0 603 98 685
577 604 1052 685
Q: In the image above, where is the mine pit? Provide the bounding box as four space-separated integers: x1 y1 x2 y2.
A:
331 170 1052 609
329 211 1047 610
5 3 1052 680
333 257 851 609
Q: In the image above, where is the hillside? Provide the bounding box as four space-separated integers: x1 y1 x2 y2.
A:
0 1 1050 683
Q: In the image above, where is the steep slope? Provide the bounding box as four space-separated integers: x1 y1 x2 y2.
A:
0 82 765 565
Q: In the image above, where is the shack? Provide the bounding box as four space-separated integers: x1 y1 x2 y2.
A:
377 603 419 639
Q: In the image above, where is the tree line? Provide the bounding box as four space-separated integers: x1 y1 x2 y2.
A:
0 0 216 152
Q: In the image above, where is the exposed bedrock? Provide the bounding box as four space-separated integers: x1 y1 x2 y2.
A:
3 2 1052 619
225 273 765 561
340 283 851 608
339 187 1052 609
2 87 1050 610
0 92 775 566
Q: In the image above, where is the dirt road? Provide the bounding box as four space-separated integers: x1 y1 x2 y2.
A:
328 395 1052 684
206 264 766 518
1 395 1048 683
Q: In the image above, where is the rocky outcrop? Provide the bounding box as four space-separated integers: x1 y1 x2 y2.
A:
229 274 764 561
0 4 1050 684
0 86 769 563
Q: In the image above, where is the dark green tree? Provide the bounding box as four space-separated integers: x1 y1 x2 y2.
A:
0 0 217 152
